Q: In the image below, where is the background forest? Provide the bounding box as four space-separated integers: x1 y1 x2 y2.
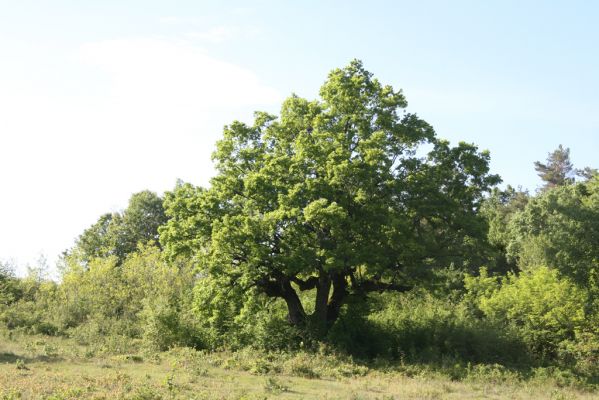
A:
1 62 598 395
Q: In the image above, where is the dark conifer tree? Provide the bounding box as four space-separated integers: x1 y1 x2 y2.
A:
534 145 574 189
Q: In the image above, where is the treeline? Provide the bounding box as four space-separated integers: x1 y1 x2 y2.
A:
0 61 598 382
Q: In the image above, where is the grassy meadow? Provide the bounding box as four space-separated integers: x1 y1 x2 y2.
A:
1 330 597 400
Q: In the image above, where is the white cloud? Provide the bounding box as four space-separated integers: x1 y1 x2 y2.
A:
0 37 280 274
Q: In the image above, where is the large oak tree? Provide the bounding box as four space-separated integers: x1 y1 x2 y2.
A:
160 61 500 332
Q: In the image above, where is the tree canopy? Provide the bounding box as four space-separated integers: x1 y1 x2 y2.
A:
70 190 167 265
507 176 599 290
160 60 500 331
481 185 529 274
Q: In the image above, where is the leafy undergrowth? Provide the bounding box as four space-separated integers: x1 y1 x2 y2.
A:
0 330 597 400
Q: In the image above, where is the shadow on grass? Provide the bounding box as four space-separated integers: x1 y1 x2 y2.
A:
0 351 64 364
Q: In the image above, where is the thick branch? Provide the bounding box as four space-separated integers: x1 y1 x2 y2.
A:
258 277 285 298
256 275 306 326
290 275 319 291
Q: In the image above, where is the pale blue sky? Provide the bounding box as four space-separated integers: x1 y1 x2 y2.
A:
1 1 598 273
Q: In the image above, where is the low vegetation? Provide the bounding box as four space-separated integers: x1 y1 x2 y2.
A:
1 328 598 399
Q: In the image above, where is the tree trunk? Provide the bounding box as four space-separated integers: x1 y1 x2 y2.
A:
313 274 331 334
264 273 346 331
326 274 347 325
281 279 306 326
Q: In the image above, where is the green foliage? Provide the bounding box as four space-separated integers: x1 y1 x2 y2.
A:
159 182 208 261
0 262 19 307
161 59 500 332
140 294 202 351
466 267 591 360
70 190 167 265
73 212 115 263
192 275 301 351
577 166 599 181
461 268 500 317
1 246 199 352
558 333 599 377
480 186 529 274
59 245 199 350
506 178 599 289
0 267 60 336
534 145 575 189
328 290 528 364
533 145 597 190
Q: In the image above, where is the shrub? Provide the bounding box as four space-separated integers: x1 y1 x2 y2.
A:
468 267 588 360
140 295 203 351
0 278 60 335
0 245 202 353
558 333 599 376
328 290 528 365
192 277 303 351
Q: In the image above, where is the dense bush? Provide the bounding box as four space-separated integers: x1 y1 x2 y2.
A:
0 268 60 336
0 262 19 306
192 276 303 351
328 290 529 365
140 293 203 351
465 267 596 365
0 245 200 351
506 178 599 289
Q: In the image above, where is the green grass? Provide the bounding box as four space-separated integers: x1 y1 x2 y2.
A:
0 330 597 399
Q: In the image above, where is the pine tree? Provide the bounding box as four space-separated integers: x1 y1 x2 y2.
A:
534 145 574 189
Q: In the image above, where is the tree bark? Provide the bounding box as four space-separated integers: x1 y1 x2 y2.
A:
259 275 307 326
327 274 347 328
280 279 307 326
313 273 332 333
326 273 347 325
